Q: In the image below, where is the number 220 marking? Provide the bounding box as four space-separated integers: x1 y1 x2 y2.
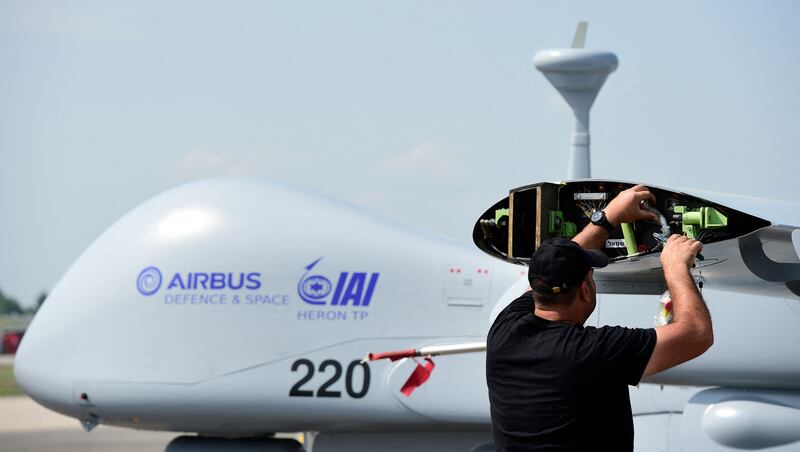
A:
289 359 370 399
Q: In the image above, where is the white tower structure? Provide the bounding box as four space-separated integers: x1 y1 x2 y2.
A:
533 23 618 179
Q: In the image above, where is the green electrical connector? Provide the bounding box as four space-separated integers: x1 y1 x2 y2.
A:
621 223 638 255
495 208 509 224
674 206 728 239
548 211 562 234
548 211 577 238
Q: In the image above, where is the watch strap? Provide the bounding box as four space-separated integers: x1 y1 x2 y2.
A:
593 210 615 233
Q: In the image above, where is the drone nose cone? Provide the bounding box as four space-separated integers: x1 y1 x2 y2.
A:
14 297 81 418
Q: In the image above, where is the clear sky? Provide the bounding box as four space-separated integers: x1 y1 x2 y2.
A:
2 1 799 307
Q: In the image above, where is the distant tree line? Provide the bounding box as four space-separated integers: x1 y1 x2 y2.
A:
0 289 46 315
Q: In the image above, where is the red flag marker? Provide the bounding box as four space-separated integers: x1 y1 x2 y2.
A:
400 358 436 397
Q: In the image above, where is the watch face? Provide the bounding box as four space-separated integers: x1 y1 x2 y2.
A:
591 211 603 223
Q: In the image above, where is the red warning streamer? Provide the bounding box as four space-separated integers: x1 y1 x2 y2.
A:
364 342 485 396
400 358 436 397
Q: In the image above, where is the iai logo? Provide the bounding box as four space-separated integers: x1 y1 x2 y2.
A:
297 257 379 306
137 266 163 296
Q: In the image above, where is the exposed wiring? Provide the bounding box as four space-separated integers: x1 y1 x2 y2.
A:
643 205 671 237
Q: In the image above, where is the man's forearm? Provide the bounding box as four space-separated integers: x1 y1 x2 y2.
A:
664 265 713 347
572 223 609 250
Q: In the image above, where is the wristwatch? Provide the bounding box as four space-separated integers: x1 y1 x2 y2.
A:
590 210 616 233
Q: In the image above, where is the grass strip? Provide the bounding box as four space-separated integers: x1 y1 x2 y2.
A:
0 366 23 396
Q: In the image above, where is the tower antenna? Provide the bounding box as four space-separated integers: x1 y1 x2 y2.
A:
534 22 618 179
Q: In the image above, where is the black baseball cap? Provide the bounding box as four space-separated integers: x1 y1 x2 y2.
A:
529 237 608 295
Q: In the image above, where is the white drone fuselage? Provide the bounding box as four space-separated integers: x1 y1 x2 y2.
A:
13 178 800 451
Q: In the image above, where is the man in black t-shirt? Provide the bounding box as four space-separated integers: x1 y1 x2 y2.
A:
486 185 714 451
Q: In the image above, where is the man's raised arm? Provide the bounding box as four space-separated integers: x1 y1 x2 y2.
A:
568 184 714 376
642 235 714 377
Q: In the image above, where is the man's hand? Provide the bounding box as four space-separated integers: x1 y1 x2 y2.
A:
660 234 703 271
604 185 658 226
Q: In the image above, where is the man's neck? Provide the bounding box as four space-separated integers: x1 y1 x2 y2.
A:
535 306 584 324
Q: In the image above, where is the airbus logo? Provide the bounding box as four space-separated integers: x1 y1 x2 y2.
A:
297 258 379 306
137 266 163 296
166 272 261 290
136 267 263 296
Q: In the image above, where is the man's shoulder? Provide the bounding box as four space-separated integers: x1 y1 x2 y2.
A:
588 324 656 337
506 290 534 312
565 324 656 356
491 291 533 325
580 324 657 384
487 291 533 346
577 324 656 347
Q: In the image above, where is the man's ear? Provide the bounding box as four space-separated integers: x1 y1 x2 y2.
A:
579 278 592 303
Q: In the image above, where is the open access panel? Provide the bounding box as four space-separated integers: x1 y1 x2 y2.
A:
473 181 769 265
